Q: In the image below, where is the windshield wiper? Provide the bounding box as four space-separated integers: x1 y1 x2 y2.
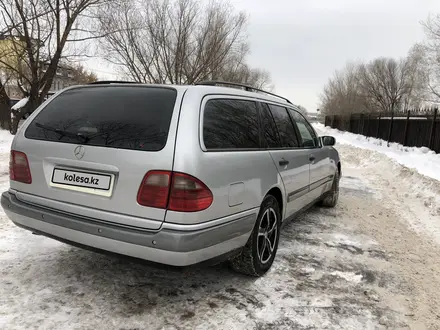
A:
35 122 90 143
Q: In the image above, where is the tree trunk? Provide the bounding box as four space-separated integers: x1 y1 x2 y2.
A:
0 82 11 130
10 108 23 135
10 96 38 135
0 103 11 131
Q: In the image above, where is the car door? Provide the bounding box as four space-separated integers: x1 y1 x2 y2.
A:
289 109 333 202
260 103 311 219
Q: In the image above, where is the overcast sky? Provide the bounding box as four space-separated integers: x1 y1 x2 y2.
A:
87 0 440 113
229 0 440 112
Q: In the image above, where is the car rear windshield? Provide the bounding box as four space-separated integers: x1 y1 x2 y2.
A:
25 86 177 151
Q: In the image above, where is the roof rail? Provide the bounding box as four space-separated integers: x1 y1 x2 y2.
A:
195 80 292 104
88 80 138 85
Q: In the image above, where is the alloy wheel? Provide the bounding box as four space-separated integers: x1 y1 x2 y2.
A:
257 208 278 264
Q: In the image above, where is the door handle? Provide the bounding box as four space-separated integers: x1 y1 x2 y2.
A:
309 155 316 162
279 159 289 166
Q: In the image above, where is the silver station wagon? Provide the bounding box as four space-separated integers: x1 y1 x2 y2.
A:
2 81 341 276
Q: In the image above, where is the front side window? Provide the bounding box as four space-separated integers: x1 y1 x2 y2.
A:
289 110 319 148
266 104 300 148
203 99 260 150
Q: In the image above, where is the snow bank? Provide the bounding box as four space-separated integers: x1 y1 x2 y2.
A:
315 123 440 244
314 123 440 182
0 129 13 154
11 97 29 111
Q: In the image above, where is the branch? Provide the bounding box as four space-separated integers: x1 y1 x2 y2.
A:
66 29 128 42
428 83 440 100
0 7 59 37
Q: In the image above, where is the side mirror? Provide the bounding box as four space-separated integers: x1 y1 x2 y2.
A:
321 136 336 146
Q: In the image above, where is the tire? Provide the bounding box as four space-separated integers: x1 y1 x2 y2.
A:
230 195 281 277
320 170 340 208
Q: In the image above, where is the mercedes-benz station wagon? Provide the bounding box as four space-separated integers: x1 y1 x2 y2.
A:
2 81 340 276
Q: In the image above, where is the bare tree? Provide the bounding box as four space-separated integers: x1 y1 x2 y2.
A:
321 16 440 117
0 0 115 134
296 105 308 118
358 57 412 113
99 0 271 88
320 62 367 116
217 62 273 90
0 77 11 130
401 44 429 108
321 54 425 117
211 43 273 90
70 63 98 84
422 14 440 102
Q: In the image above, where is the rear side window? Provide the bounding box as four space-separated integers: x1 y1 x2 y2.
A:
203 99 260 150
265 104 299 148
260 104 282 148
25 86 177 151
289 110 319 148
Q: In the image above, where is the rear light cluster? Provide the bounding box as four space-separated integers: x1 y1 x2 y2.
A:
137 171 213 212
10 150 32 184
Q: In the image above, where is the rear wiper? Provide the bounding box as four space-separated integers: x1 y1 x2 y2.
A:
35 122 90 143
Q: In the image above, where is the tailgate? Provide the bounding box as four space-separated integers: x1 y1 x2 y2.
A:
11 85 184 230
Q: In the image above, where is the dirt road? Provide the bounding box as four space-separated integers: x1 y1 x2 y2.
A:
1 141 440 329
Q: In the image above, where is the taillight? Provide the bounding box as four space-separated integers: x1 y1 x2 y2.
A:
9 150 32 184
137 171 213 212
168 172 213 212
137 170 171 209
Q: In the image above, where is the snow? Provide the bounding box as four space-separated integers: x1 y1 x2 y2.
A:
315 123 440 182
330 271 363 284
0 130 14 154
315 123 440 246
1 125 438 328
11 97 29 111
300 267 316 274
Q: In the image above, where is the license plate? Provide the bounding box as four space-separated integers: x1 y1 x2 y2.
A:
52 169 111 191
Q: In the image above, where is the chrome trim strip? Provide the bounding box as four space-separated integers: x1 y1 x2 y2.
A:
162 207 259 231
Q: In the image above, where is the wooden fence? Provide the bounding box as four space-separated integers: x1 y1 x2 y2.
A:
324 109 440 153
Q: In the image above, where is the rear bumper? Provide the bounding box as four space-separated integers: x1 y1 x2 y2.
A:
1 191 256 266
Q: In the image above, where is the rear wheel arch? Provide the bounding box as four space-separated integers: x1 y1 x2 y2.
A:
230 194 282 276
266 187 283 219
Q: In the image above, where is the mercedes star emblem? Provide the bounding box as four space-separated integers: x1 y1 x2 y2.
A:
74 145 85 160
